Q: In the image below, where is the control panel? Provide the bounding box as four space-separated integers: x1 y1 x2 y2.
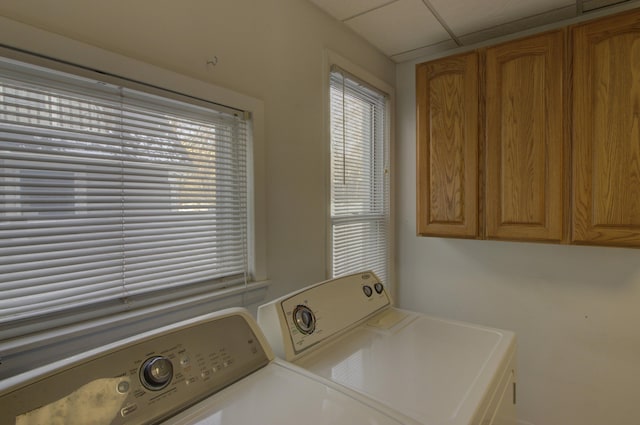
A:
257 271 390 360
0 309 271 425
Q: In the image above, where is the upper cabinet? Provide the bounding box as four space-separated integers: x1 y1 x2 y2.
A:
416 52 479 238
416 8 640 249
572 10 640 247
485 30 567 242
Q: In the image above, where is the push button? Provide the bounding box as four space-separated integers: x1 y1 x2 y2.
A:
362 285 373 297
374 282 384 294
117 380 130 394
121 404 137 417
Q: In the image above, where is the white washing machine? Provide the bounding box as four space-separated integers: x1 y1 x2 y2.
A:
258 272 517 425
0 307 417 425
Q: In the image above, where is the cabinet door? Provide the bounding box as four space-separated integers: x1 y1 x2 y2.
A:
485 30 566 242
416 52 479 238
573 11 640 246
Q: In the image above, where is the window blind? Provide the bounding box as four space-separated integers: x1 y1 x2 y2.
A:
0 56 250 336
329 65 389 285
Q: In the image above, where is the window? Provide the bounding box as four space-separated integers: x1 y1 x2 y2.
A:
0 55 251 339
329 65 390 285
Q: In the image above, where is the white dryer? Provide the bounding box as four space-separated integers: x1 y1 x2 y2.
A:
258 272 517 425
0 307 415 425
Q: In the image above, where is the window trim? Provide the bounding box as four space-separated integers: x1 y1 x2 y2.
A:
323 50 395 298
0 16 268 378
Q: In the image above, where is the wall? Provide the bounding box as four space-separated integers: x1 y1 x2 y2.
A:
396 57 640 425
0 0 395 301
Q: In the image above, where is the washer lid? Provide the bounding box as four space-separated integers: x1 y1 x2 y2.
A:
164 362 409 425
294 310 516 425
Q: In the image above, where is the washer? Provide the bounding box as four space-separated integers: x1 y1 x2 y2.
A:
258 272 517 425
0 307 416 425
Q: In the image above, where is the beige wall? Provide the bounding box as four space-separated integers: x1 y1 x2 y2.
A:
396 57 640 425
0 0 395 300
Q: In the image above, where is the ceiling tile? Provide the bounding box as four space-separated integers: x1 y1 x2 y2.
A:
345 0 451 56
309 0 395 21
457 4 575 45
582 0 630 12
428 0 575 36
390 39 459 63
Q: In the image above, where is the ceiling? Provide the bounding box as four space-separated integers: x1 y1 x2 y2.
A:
309 0 634 62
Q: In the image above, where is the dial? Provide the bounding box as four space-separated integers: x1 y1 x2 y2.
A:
293 305 316 335
140 356 173 390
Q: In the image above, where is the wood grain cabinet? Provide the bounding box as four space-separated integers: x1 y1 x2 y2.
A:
572 10 640 247
416 52 479 238
417 8 640 248
485 30 567 242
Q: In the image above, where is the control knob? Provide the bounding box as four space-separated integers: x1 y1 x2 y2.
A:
140 356 173 390
293 305 316 335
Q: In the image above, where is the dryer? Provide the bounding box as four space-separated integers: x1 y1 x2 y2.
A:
0 307 415 425
258 272 517 425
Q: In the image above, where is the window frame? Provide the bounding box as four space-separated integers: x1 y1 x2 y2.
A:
0 19 267 379
323 50 395 295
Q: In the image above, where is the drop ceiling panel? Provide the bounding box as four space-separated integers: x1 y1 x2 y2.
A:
309 0 395 21
428 0 576 36
390 39 459 62
582 0 629 11
345 0 451 56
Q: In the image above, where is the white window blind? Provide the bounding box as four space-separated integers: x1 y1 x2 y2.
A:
0 56 250 337
329 65 389 285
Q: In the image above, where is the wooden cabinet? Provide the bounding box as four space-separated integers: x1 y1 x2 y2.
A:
485 30 567 242
416 34 566 243
572 10 640 246
416 8 640 248
416 52 479 238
